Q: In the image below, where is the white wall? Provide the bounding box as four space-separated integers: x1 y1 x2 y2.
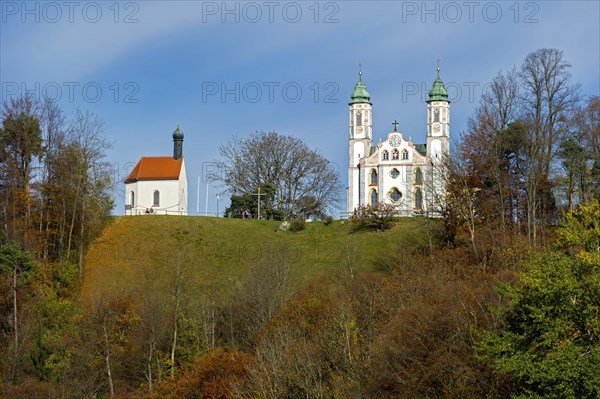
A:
178 159 188 215
125 159 188 216
125 180 180 215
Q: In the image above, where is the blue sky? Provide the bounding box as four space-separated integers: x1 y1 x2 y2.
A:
1 0 599 216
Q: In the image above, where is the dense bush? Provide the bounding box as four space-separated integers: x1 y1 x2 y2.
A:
350 204 399 232
289 219 306 232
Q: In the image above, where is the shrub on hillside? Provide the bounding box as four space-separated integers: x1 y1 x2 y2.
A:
323 216 334 226
289 219 306 232
350 204 399 232
138 348 253 399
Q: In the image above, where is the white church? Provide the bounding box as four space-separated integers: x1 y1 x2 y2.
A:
124 126 188 215
347 67 450 216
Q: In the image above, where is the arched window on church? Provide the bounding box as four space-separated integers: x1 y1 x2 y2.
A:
370 189 378 206
392 149 399 160
415 188 422 209
382 150 389 161
356 111 362 126
153 190 160 207
402 150 409 160
370 169 377 185
130 191 135 208
434 108 440 123
415 167 423 184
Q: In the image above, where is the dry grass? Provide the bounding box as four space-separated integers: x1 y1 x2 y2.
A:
81 216 437 308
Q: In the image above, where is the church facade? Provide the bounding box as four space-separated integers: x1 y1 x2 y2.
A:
124 126 188 215
347 68 450 216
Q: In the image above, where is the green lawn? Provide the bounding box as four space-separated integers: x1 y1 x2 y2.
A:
82 216 438 306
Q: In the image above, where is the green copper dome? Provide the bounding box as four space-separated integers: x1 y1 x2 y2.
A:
427 67 450 103
349 71 371 104
173 124 184 140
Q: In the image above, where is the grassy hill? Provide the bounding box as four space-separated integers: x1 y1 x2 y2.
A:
81 216 438 307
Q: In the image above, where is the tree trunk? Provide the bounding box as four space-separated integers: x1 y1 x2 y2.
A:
66 195 77 261
170 314 178 378
2 204 7 243
147 343 154 392
12 267 18 375
25 169 31 249
78 205 85 279
102 322 115 397
58 190 67 263
170 281 181 378
568 170 574 211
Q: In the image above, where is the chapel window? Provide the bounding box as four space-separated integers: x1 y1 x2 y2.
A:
153 190 160 207
392 149 399 160
370 169 378 185
434 108 440 123
370 189 378 206
415 188 423 209
382 150 389 161
415 167 423 184
402 150 409 160
356 111 362 126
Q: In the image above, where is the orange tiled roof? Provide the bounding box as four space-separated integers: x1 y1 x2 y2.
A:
124 156 183 183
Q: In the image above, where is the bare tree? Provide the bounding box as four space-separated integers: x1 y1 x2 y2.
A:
212 132 341 220
571 96 600 201
169 258 186 378
135 273 169 392
446 159 481 258
38 98 67 260
462 69 521 237
424 154 480 255
459 49 582 245
65 109 114 276
518 48 580 244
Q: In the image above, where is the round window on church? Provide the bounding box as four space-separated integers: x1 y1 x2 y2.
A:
390 168 400 178
389 188 402 203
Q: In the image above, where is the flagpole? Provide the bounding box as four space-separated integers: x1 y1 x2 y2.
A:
205 182 209 216
196 176 200 214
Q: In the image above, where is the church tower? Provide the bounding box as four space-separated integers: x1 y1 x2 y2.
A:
348 70 373 212
426 66 450 162
173 124 184 160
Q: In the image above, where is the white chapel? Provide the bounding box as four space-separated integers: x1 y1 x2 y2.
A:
347 67 450 216
124 126 188 215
